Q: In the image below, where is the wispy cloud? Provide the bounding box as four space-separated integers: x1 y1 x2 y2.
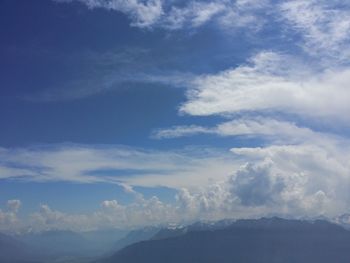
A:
0 144 236 189
54 1 350 61
41 1 350 102
152 117 335 144
55 0 163 28
24 48 193 101
55 0 267 30
280 0 350 61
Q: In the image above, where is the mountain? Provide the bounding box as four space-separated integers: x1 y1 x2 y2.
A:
113 226 160 252
101 218 350 263
18 229 127 262
93 226 161 263
81 229 128 252
151 219 235 240
0 232 40 263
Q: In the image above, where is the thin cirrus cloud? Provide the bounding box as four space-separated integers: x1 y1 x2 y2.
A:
29 70 193 102
280 0 350 61
24 47 193 102
54 0 350 54
54 0 266 30
152 117 334 144
46 0 350 103
0 144 237 189
55 0 163 28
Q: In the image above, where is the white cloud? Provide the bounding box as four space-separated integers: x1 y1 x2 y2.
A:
230 143 350 215
152 117 332 145
26 195 178 232
29 204 95 232
7 200 21 213
56 0 163 28
174 140 350 220
180 51 350 123
55 0 267 30
6 0 350 232
280 0 350 61
152 124 214 139
53 1 350 62
0 144 237 189
215 118 315 142
163 1 225 30
2 128 350 232
0 200 22 233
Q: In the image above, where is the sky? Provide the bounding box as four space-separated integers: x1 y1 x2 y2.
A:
1 0 350 233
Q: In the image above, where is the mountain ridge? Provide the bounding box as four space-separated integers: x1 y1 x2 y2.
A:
100 217 350 263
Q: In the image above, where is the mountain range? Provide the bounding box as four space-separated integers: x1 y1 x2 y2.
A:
101 217 350 263
3 217 350 263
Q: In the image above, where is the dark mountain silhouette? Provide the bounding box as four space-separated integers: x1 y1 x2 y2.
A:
112 226 160 252
101 217 350 263
94 227 161 263
151 219 235 240
0 232 41 263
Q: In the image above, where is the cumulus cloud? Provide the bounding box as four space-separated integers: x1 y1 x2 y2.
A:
0 200 22 233
29 204 95 232
3 131 350 232
231 161 286 206
230 144 350 215
175 140 350 220
7 200 21 213
26 194 178 232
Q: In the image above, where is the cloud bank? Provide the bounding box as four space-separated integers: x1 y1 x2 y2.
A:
2 124 350 232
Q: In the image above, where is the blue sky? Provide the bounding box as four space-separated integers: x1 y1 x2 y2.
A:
1 0 350 232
